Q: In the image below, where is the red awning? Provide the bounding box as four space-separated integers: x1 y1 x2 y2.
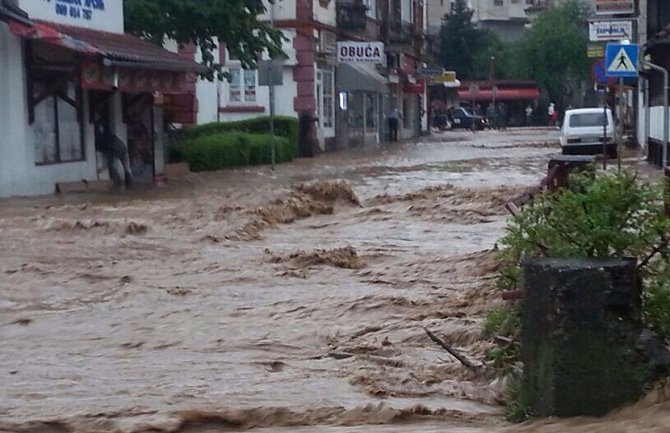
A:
457 88 540 102
6 19 205 74
8 20 98 55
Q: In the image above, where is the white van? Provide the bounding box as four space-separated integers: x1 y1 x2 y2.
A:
560 108 616 158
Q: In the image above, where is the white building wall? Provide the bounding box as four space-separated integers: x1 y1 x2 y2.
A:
649 106 668 142
314 0 336 26
0 23 106 198
17 0 124 33
259 0 296 21
427 0 450 25
196 46 222 125
196 30 299 124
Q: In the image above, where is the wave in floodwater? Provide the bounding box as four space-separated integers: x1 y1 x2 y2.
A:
1 132 664 433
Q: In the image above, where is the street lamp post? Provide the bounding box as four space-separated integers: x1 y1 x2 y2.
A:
490 55 496 111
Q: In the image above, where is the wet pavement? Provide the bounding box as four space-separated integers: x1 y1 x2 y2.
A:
0 128 668 433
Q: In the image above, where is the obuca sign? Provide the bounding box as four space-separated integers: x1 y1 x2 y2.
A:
337 42 385 64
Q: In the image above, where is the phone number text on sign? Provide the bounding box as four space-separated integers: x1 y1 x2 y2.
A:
47 0 106 21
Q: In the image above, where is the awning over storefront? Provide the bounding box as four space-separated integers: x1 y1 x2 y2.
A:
1 10 207 93
337 63 389 94
457 88 540 102
7 20 99 54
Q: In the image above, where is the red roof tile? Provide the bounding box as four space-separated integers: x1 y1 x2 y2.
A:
36 21 205 73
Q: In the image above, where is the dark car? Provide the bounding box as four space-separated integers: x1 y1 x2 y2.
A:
447 106 486 131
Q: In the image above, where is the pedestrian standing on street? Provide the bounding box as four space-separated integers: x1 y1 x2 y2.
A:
497 103 507 130
387 107 402 142
548 102 557 127
95 121 133 188
486 103 496 130
525 104 533 127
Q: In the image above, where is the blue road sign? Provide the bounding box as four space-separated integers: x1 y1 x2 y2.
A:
605 43 638 78
592 59 615 86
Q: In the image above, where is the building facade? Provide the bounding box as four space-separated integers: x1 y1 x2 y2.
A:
190 0 428 152
0 0 202 197
426 0 533 43
641 0 670 167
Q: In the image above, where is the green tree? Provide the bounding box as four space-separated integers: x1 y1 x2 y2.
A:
124 0 285 80
510 0 591 109
437 0 496 79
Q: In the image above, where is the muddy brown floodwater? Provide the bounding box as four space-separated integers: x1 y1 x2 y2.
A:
1 129 668 433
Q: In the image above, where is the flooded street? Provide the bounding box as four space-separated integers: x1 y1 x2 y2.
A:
1 129 668 433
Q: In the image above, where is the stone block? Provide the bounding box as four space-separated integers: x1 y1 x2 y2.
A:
521 258 647 417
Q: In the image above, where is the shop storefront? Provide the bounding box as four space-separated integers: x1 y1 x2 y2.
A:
335 63 389 148
0 0 203 197
457 81 540 126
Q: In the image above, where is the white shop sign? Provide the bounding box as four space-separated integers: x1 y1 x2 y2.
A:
18 0 124 33
589 20 634 42
337 42 385 64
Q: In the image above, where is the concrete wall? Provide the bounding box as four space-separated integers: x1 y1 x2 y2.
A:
18 0 124 33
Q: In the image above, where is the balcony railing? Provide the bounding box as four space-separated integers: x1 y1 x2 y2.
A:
336 0 368 32
388 20 412 44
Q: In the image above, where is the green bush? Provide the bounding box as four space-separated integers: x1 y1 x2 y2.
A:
485 170 670 423
482 306 521 339
186 116 298 159
644 266 670 339
498 170 670 313
173 132 291 172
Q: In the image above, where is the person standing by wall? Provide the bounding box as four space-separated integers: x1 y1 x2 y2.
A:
497 102 507 130
387 107 402 142
525 104 533 127
486 103 496 130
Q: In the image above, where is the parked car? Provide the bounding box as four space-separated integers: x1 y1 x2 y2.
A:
560 108 616 158
447 106 486 131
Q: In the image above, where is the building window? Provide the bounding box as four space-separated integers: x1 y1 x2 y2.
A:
364 0 377 19
494 0 503 5
31 79 83 165
228 67 257 103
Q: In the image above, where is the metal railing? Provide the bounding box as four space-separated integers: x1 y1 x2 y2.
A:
336 0 368 31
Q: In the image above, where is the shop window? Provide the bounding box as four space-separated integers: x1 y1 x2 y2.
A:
494 0 503 6
366 93 377 129
228 67 257 103
322 70 334 128
31 79 83 165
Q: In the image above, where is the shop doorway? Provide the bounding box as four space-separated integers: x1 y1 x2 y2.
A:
123 93 155 183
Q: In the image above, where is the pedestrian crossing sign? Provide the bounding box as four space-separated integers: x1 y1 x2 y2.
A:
605 43 638 78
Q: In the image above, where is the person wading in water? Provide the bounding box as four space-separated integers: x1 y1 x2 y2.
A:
94 118 133 188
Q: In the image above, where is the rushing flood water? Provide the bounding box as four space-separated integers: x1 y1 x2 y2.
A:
1 129 668 433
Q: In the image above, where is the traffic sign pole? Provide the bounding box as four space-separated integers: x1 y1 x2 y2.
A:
618 77 623 170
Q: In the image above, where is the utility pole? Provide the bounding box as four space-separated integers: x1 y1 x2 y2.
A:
490 56 496 120
270 1 276 170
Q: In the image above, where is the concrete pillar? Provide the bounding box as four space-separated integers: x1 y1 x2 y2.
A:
521 258 647 417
